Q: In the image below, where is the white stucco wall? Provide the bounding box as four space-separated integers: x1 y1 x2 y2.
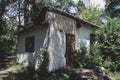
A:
45 11 76 71
17 27 48 67
75 24 96 50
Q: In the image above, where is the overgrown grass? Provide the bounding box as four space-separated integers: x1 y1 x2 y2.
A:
9 58 120 80
8 57 27 73
8 57 69 80
104 68 120 80
108 72 120 80
11 64 26 73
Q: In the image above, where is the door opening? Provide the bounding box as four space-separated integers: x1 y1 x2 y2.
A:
65 34 75 67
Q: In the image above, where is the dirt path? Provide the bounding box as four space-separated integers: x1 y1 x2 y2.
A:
0 54 16 80
0 54 16 71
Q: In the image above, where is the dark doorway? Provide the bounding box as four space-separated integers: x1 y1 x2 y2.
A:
65 34 75 67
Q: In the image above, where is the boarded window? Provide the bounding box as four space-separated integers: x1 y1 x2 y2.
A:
25 36 34 52
90 34 96 44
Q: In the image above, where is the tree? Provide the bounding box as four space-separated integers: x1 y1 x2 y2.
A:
17 0 85 26
105 0 120 18
96 18 120 71
0 0 7 54
81 6 104 26
33 0 85 15
0 0 18 55
36 0 85 12
0 0 6 35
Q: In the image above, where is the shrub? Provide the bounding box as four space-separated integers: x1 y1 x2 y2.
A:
96 18 120 71
35 47 49 72
48 71 70 80
74 42 103 69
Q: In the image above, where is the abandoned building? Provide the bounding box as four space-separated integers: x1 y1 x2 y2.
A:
17 6 99 72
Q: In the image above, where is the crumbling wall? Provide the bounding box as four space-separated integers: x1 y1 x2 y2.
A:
45 11 76 71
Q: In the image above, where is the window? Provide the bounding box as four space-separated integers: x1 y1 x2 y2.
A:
25 36 34 52
90 34 96 44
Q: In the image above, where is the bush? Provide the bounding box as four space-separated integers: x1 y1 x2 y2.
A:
96 18 120 71
74 42 103 69
35 47 49 72
48 71 70 80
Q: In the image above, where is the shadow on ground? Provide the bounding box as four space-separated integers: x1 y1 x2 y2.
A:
10 67 96 80
12 68 36 80
0 54 7 70
11 67 51 80
0 54 15 71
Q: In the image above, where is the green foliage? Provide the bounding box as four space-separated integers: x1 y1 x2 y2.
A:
36 48 70 80
7 57 27 73
81 6 104 26
0 0 18 55
12 64 27 73
96 18 120 71
0 19 17 54
89 44 103 67
36 48 49 72
74 43 88 68
108 71 120 80
74 18 120 72
48 71 69 80
35 0 85 14
74 42 103 69
0 0 7 35
36 0 57 7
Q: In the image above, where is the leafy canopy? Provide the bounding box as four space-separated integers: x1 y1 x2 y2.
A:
81 6 104 26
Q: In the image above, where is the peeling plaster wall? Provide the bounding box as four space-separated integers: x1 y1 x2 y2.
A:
17 27 48 67
45 11 76 71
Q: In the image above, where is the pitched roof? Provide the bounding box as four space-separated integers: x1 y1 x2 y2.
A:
45 6 99 28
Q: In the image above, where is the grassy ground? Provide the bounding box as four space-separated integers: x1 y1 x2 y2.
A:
108 72 120 80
